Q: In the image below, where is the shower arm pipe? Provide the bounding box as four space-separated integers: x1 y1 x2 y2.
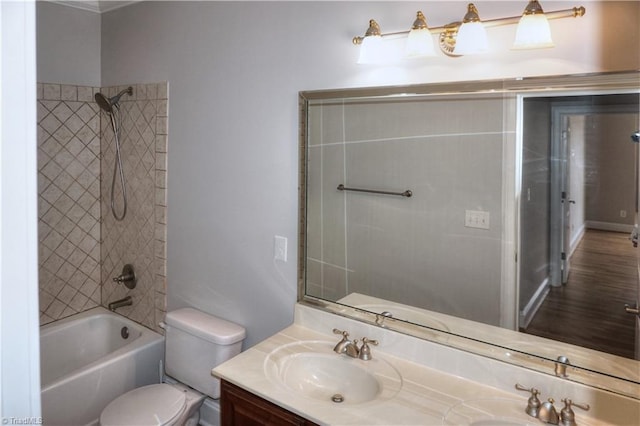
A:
352 6 586 44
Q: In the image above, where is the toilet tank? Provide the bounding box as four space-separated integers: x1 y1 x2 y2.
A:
164 308 246 398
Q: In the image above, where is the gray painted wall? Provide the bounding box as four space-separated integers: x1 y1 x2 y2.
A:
38 1 640 348
586 113 638 226
36 2 101 86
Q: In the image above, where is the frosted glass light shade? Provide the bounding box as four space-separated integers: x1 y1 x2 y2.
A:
453 21 488 55
357 35 384 64
406 28 436 57
513 13 554 49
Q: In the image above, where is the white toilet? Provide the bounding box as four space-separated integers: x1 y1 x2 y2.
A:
100 307 246 426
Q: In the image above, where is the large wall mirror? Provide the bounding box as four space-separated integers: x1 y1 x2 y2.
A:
298 72 640 399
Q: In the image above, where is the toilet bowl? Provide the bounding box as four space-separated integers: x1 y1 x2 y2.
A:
100 383 204 426
99 308 246 426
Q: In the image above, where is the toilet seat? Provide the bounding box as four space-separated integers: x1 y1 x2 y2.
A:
100 384 186 426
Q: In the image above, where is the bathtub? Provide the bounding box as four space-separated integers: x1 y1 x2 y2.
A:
40 307 164 426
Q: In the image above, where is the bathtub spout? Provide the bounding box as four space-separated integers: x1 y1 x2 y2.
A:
108 296 132 312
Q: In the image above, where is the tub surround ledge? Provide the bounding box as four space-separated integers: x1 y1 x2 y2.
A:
212 303 640 425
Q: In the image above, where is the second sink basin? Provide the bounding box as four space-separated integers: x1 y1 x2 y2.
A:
264 340 402 405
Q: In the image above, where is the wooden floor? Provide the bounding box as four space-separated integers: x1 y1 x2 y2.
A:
524 229 637 359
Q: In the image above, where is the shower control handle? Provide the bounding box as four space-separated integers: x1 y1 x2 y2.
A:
113 264 137 289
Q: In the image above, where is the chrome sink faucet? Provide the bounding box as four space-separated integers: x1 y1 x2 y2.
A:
554 355 571 377
332 329 360 357
332 329 379 360
538 398 560 425
515 384 590 425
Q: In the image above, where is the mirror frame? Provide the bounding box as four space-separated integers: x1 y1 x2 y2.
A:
298 71 640 399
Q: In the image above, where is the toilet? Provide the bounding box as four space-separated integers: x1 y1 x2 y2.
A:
100 308 246 426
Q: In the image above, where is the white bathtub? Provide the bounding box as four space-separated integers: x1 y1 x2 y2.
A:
40 307 164 426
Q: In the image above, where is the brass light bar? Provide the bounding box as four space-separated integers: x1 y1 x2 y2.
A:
352 4 586 55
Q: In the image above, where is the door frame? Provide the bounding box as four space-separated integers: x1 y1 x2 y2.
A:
0 0 41 416
516 89 640 330
549 103 639 287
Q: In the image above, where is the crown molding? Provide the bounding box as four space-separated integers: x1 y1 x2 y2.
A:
46 1 141 14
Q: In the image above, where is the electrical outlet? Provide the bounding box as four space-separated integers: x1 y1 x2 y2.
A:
465 210 490 230
274 235 287 262
620 210 627 218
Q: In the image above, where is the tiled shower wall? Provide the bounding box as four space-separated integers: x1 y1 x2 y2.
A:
37 84 102 323
101 83 168 333
37 82 168 333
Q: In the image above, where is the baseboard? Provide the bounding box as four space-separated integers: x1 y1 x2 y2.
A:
519 278 549 329
569 224 585 257
586 221 634 233
199 397 220 426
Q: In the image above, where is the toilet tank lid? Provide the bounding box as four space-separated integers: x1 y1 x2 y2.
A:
165 308 246 345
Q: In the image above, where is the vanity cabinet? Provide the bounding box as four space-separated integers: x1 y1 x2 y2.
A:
221 380 318 426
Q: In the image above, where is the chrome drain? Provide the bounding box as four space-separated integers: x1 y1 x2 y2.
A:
331 394 344 403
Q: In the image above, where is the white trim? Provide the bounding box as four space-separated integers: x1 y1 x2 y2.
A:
569 223 585 257
47 1 140 14
586 220 635 234
0 0 41 416
500 95 518 330
519 278 550 329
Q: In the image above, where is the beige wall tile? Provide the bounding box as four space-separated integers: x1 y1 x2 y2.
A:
38 81 169 326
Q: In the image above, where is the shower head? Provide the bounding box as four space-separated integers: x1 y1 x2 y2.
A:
95 87 133 113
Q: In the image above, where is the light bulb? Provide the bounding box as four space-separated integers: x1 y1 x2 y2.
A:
406 11 436 58
453 4 488 55
513 12 554 49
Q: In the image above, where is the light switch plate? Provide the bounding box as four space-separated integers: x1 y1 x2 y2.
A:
465 210 490 230
274 235 288 261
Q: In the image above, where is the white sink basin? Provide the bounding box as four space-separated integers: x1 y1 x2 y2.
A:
264 340 402 404
443 398 538 426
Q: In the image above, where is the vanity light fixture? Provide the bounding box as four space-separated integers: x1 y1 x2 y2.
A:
406 11 436 58
513 0 554 49
453 4 488 55
352 1 585 60
357 19 384 64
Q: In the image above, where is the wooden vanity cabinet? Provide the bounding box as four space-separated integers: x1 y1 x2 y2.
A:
220 380 319 426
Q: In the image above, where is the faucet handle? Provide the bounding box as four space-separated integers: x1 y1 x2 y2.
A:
112 264 137 289
515 384 541 417
333 328 349 337
358 337 378 360
560 398 590 426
